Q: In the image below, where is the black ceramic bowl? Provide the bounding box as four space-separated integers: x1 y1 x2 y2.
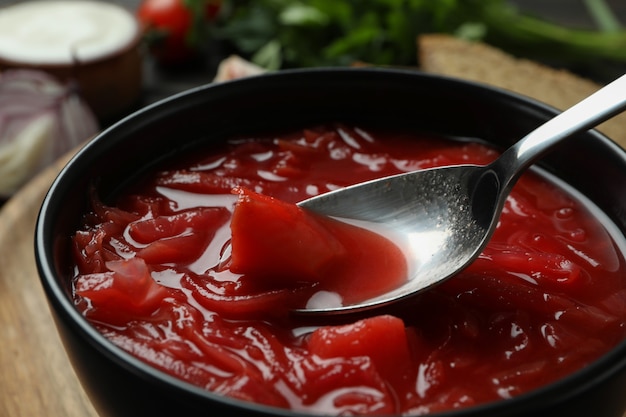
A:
36 68 626 417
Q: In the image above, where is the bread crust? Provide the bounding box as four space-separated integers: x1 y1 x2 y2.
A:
418 34 626 147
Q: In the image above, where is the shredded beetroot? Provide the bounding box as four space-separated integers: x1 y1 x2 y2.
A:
71 124 626 415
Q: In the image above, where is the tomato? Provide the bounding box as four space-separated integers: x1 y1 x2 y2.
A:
137 0 221 65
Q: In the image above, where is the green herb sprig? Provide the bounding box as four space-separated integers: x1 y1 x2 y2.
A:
215 0 625 75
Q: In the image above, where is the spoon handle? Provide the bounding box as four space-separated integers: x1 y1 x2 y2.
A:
508 73 626 173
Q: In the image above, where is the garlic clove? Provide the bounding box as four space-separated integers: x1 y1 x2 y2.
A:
0 114 56 197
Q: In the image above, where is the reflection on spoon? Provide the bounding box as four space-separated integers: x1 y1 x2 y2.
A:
294 73 626 316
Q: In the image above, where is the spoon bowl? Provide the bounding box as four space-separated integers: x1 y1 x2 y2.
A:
296 73 626 315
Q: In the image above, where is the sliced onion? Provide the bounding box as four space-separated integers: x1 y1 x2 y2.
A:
0 69 99 198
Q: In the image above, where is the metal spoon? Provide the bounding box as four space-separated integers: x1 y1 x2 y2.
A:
295 73 626 316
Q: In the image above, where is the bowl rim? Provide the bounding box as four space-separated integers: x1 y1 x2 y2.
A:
35 67 626 417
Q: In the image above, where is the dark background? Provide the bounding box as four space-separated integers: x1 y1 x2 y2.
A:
120 0 626 109
0 0 625 121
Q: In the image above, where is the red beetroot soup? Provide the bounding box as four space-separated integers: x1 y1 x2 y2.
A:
71 124 626 415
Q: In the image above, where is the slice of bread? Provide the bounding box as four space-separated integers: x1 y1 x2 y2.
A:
418 34 626 147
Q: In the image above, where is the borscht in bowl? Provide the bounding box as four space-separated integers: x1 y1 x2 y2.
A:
36 68 626 417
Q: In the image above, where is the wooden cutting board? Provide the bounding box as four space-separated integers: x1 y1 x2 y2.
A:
0 148 98 417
